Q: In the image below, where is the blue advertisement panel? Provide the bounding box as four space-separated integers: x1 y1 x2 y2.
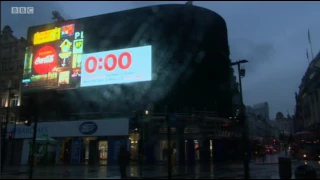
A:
71 137 82 164
80 45 152 87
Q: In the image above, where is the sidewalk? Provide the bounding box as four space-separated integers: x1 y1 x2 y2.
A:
2 151 318 179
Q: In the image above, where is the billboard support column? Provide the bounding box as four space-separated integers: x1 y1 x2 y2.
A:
165 106 172 180
28 99 39 180
10 116 18 165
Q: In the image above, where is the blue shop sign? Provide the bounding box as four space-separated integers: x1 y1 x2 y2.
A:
79 121 98 135
13 126 48 135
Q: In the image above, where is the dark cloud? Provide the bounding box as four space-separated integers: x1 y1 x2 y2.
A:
1 1 69 38
229 38 275 73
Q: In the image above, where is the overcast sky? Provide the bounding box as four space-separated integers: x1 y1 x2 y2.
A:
2 1 320 119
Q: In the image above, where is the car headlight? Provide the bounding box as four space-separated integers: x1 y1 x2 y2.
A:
303 154 307 158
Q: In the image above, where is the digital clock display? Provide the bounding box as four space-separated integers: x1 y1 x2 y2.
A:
80 45 152 87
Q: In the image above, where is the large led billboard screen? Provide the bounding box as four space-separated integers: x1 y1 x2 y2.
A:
23 22 152 90
81 46 152 87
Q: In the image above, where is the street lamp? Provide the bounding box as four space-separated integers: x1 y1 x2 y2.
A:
231 59 249 179
0 85 13 173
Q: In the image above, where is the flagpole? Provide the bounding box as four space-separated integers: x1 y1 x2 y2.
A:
308 29 314 59
306 48 310 64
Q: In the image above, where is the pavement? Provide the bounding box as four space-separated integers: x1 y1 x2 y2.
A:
1 151 320 179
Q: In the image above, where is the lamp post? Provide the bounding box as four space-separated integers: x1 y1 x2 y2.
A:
165 105 172 180
1 85 13 173
231 59 249 179
137 109 149 178
139 112 143 178
10 115 18 165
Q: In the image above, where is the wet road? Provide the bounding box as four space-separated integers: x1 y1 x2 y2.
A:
2 152 320 179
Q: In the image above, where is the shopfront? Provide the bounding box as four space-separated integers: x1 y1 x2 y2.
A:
6 118 129 165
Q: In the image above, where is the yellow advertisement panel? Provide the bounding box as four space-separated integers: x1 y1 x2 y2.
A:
33 28 61 45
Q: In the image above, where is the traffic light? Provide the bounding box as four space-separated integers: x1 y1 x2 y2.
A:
8 133 13 140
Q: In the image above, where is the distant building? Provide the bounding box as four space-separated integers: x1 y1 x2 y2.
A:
275 112 293 135
268 120 280 138
294 51 320 132
0 25 26 124
252 102 270 121
247 103 279 144
246 105 268 139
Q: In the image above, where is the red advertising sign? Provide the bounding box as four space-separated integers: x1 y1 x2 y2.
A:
33 45 58 74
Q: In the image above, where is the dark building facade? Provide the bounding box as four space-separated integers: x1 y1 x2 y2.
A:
294 51 320 133
23 4 233 120
12 5 239 165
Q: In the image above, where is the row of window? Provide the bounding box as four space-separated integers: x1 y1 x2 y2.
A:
0 114 20 124
0 61 24 73
0 97 18 107
0 79 21 89
1 46 25 58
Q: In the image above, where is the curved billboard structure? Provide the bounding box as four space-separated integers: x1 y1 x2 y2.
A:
23 4 232 118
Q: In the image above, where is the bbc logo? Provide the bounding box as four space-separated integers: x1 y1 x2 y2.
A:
11 7 34 14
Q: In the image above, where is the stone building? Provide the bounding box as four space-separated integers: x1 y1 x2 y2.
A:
0 25 26 124
294 51 320 132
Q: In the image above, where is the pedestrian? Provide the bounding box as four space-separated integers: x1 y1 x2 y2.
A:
118 146 131 179
163 147 167 160
262 151 266 163
171 148 176 168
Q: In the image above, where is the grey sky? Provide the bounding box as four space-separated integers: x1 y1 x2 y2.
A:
2 1 320 119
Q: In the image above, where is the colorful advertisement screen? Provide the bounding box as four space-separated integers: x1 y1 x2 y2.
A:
22 22 152 90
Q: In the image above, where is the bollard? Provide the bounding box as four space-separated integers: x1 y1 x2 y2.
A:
62 170 70 178
278 157 292 179
295 165 317 179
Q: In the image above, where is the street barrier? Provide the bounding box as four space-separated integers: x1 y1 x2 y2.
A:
278 157 292 179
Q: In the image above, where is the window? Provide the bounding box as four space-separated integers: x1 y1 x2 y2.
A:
0 80 6 89
2 47 10 57
10 116 15 124
8 61 14 71
160 140 176 160
11 98 18 107
1 62 7 72
1 116 5 123
14 47 19 53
